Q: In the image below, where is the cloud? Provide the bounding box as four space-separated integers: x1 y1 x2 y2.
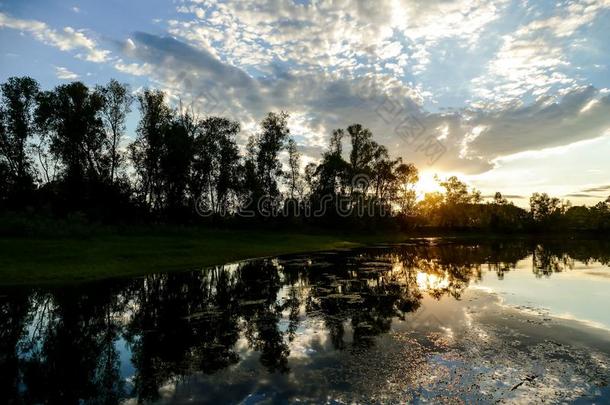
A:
54 66 79 80
398 0 504 49
114 60 154 76
581 185 610 193
114 28 610 177
471 35 574 108
565 193 598 198
0 12 111 62
119 32 431 152
168 0 508 78
516 0 610 38
0 0 576 179
133 32 255 89
465 87 610 159
2 0 604 201
469 0 610 108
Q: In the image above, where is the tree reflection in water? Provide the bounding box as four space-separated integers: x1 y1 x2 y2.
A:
1 238 609 403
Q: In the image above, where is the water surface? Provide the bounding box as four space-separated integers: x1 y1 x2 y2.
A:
1 238 610 403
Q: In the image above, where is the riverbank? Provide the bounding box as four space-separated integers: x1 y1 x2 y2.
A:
3 222 608 286
0 229 411 285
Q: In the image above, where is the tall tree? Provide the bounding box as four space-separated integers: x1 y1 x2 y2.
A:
35 82 106 186
96 79 133 183
530 192 562 222
284 138 303 199
439 176 476 205
0 77 40 204
161 112 195 216
215 119 242 212
258 111 290 198
191 116 241 214
246 111 290 201
370 145 392 200
314 129 349 196
347 124 378 176
129 89 173 212
393 161 419 215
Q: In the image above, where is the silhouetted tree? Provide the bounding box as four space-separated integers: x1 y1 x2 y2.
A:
530 192 563 223
257 111 290 199
394 162 419 215
284 137 303 199
36 82 107 183
0 75 608 230
129 89 173 213
161 111 196 217
303 161 318 196
493 191 508 205
314 129 349 197
34 81 112 214
191 116 242 215
0 77 40 207
96 79 133 184
347 123 378 178
440 176 474 205
243 112 290 214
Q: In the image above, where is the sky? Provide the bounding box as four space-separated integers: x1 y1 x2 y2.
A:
1 0 609 206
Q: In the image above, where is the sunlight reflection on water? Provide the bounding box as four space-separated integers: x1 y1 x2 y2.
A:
2 238 610 403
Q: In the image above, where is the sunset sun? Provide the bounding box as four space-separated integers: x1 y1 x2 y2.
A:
414 171 444 199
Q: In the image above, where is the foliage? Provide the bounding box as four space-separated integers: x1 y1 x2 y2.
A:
0 77 39 208
96 79 133 183
0 76 609 232
191 116 242 214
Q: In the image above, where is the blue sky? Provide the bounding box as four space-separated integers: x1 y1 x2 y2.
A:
1 0 610 205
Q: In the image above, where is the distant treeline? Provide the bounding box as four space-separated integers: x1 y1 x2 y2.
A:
0 76 609 233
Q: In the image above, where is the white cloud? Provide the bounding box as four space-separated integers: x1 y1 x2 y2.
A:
469 0 610 108
471 35 574 108
516 0 610 38
580 98 599 114
114 60 154 76
459 125 486 158
395 0 509 44
55 66 79 80
168 0 507 78
125 38 136 52
0 12 111 63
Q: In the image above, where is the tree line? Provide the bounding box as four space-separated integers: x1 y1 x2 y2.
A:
1 76 609 232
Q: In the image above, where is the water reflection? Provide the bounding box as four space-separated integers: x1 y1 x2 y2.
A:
1 238 610 403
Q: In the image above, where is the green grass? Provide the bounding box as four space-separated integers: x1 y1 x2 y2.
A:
0 229 410 286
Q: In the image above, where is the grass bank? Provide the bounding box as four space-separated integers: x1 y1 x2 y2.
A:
0 229 410 286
